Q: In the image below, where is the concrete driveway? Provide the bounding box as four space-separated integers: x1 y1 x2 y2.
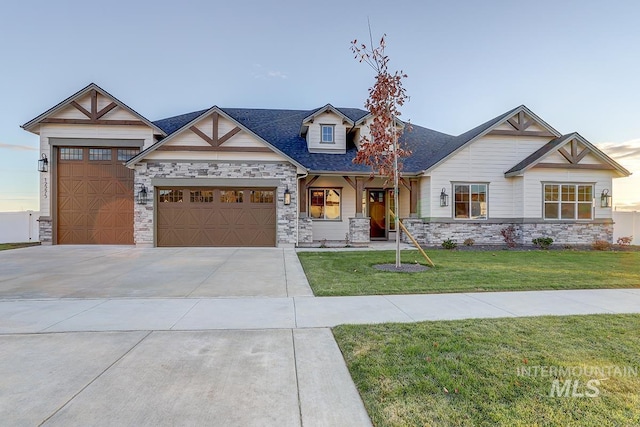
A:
0 245 312 298
0 245 370 426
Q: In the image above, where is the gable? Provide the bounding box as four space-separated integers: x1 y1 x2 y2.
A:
505 134 631 177
22 83 164 136
128 108 305 168
487 110 557 138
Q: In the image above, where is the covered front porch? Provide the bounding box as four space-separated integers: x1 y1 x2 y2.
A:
296 174 421 246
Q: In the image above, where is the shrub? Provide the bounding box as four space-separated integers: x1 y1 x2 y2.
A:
591 240 612 251
617 236 633 246
441 238 457 250
463 238 475 247
532 237 553 250
500 225 517 248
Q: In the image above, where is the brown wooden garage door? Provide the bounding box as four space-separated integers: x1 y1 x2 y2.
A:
57 147 137 244
157 188 276 247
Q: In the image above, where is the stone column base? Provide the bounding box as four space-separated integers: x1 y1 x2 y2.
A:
298 216 313 244
38 216 52 244
349 217 370 245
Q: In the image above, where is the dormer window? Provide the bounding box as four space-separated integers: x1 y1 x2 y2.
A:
321 125 335 144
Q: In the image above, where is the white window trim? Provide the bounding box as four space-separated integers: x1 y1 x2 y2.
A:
320 124 335 144
453 183 489 220
542 183 594 221
309 188 342 221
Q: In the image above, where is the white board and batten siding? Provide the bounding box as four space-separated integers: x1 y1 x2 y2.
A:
428 135 550 219
306 112 348 153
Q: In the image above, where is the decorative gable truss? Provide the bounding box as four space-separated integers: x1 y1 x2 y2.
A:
22 83 165 135
488 110 556 138
155 111 270 153
505 133 630 177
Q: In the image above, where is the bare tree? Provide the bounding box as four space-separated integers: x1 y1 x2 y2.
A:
351 34 411 267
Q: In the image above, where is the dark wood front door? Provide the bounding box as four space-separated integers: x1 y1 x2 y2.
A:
57 147 136 244
157 188 276 247
368 190 386 239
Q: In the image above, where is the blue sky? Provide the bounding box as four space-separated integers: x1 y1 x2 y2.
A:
1 0 639 211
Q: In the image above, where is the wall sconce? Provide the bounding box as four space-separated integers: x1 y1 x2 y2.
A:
439 188 449 207
284 186 291 206
600 189 612 208
38 153 48 172
137 185 148 205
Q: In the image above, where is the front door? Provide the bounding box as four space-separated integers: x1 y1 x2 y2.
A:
368 190 386 239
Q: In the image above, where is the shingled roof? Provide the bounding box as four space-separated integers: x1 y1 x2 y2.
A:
150 105 521 174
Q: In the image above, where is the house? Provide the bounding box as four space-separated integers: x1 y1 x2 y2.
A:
22 83 631 247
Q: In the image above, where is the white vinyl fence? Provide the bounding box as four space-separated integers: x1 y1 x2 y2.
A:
0 211 40 243
613 211 639 245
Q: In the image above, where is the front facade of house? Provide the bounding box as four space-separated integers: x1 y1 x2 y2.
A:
23 84 630 248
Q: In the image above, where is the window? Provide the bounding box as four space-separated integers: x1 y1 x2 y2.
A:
321 125 335 143
310 189 341 220
89 148 111 161
159 189 182 203
190 190 214 203
117 149 139 162
250 190 274 203
454 184 487 219
60 148 83 160
544 184 593 220
220 190 243 203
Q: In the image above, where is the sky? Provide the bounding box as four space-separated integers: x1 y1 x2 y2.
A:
1 0 639 211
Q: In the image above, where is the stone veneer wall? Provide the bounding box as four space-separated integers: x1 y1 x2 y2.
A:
297 216 313 244
38 217 52 244
134 161 298 247
405 221 613 246
399 218 425 244
349 217 371 245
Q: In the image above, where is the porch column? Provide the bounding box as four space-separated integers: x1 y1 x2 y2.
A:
409 178 419 218
355 177 365 218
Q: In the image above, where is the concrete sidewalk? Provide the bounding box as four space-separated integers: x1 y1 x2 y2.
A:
2 290 640 426
1 288 639 334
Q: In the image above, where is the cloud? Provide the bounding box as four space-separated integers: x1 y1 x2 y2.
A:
252 63 288 80
596 140 640 161
0 142 37 151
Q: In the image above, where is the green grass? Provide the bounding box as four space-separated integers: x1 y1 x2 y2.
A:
0 242 40 251
297 250 640 296
333 314 640 427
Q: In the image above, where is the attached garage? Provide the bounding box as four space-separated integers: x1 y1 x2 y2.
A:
56 147 138 244
156 187 276 247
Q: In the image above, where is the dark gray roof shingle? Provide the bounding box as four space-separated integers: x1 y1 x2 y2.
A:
150 105 523 174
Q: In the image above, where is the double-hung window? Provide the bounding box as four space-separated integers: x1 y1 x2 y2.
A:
544 184 593 220
454 184 487 219
320 125 335 144
309 188 341 220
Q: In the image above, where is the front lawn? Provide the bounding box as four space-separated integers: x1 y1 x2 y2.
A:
0 242 40 251
297 250 640 296
333 314 640 426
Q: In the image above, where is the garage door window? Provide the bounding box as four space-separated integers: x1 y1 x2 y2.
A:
220 190 243 203
250 190 274 203
89 148 112 161
159 189 183 203
117 149 139 161
60 148 83 160
190 190 214 203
